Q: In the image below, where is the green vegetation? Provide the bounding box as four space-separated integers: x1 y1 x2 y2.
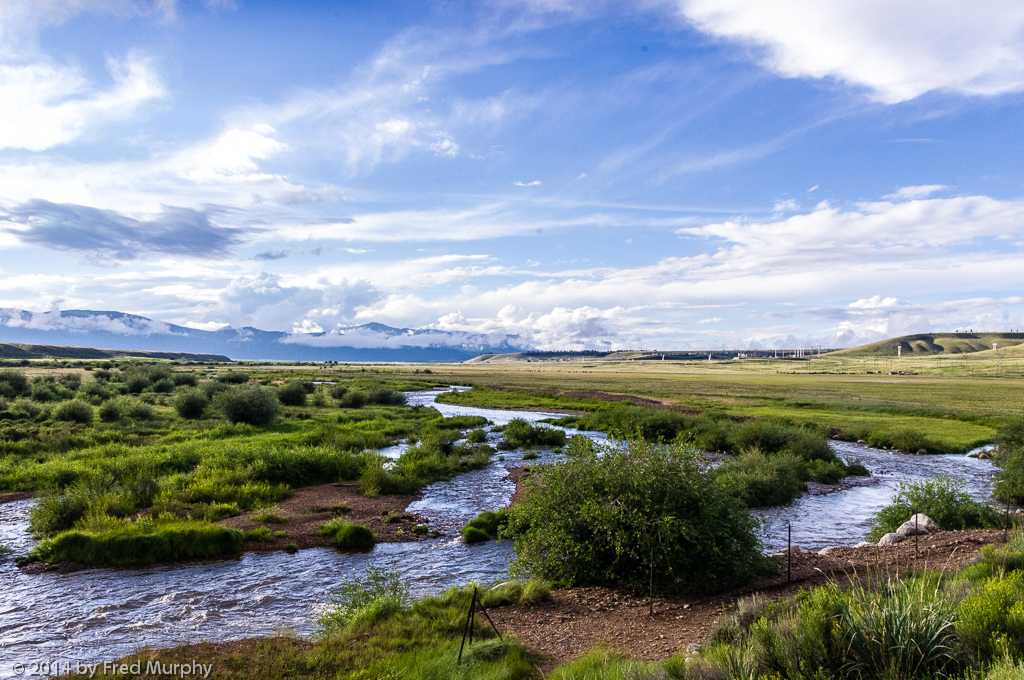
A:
496 418 566 449
318 518 375 551
173 387 208 419
461 509 510 544
214 385 282 426
23 517 242 567
994 416 1024 504
251 505 287 524
506 437 772 594
466 427 488 443
869 475 1002 541
0 365 497 566
680 533 1024 680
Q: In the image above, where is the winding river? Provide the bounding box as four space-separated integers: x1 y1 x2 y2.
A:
0 387 997 674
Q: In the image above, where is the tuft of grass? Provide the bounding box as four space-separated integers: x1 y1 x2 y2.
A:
243 526 273 542
318 518 375 551
252 505 288 524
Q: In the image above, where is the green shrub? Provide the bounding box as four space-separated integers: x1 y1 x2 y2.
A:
807 458 848 484
277 381 307 406
501 418 566 449
148 377 175 393
319 518 375 551
173 388 209 419
437 415 490 430
466 428 488 443
214 386 282 426
957 570 1024 661
52 400 93 424
28 519 242 566
285 542 298 553
714 450 808 506
461 525 490 544
461 509 510 543
172 373 197 387
507 437 770 594
868 475 1001 541
0 369 28 398
216 371 250 384
337 391 367 408
328 384 348 400
31 382 59 402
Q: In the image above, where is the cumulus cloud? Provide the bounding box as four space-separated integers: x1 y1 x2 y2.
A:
1 200 246 261
672 0 1024 102
210 271 382 330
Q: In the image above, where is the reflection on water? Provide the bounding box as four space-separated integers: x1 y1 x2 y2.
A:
0 388 996 673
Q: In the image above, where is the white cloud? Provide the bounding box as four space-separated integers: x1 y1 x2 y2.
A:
673 0 1024 102
513 180 541 186
183 124 287 182
883 185 949 201
0 52 164 151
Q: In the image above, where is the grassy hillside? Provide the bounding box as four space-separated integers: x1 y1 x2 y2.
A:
0 342 230 362
833 332 1024 358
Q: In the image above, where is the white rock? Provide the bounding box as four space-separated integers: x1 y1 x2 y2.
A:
896 514 940 537
818 547 838 556
878 532 901 546
854 541 875 548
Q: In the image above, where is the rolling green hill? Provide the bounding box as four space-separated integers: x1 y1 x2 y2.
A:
833 332 1024 358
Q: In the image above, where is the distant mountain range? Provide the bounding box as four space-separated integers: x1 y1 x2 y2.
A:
0 309 525 362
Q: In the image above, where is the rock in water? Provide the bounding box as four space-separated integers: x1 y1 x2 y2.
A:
896 514 940 537
878 532 901 546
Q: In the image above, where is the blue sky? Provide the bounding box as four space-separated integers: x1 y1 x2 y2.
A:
1 0 1024 350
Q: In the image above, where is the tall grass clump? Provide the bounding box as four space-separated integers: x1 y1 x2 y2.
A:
682 577 965 680
26 517 242 566
506 437 771 594
868 475 1000 541
317 564 410 633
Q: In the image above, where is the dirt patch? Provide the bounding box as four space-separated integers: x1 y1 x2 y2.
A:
505 465 535 506
217 483 432 553
0 491 34 504
488 529 1011 667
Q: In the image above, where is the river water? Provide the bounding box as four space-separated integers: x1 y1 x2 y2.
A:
0 388 997 674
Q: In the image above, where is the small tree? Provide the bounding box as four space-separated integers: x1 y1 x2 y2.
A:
214 385 281 426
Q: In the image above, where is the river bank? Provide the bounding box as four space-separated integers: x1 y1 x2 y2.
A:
0 386 1000 676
